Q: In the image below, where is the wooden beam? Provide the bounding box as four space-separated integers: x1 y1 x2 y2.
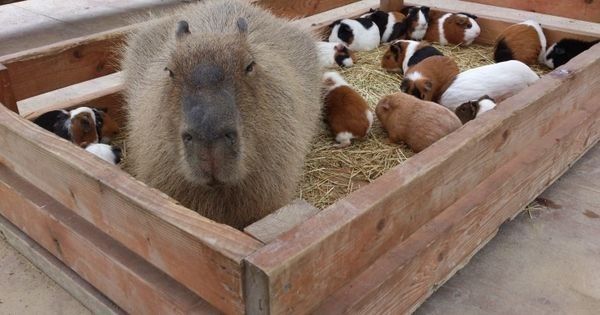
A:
243 43 600 314
0 64 17 113
380 0 404 12
0 104 262 314
0 215 124 315
0 166 219 314
256 0 359 18
244 199 320 243
315 96 600 314
463 0 600 23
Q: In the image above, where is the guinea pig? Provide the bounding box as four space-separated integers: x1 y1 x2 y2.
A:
381 39 443 74
92 108 120 143
360 9 406 43
401 55 459 102
329 18 381 51
376 92 461 152
454 95 496 124
322 71 373 147
317 41 355 68
85 143 122 165
544 38 600 69
439 60 539 110
69 107 99 147
494 20 547 65
424 12 480 46
33 109 71 140
399 6 430 40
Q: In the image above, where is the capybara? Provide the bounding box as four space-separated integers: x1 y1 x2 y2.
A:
121 0 321 228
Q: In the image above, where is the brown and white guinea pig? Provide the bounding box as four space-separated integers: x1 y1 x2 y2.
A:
322 71 373 147
33 109 71 140
544 38 600 69
400 55 459 102
92 108 120 143
381 39 443 74
454 95 496 124
329 18 381 51
424 12 480 46
85 143 122 165
317 41 355 68
69 107 99 147
360 9 406 43
494 20 547 65
376 92 461 152
399 6 430 40
439 60 539 110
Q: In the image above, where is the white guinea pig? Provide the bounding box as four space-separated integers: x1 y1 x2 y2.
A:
85 143 122 165
317 41 355 68
439 60 539 110
329 18 380 51
424 12 480 46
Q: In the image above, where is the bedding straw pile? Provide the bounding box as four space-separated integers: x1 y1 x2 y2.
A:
297 43 551 209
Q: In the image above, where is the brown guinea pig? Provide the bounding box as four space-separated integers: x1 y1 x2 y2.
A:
323 71 373 147
454 95 496 124
424 12 480 46
376 92 461 152
92 108 120 143
494 20 546 65
69 107 99 147
381 40 443 74
400 55 459 102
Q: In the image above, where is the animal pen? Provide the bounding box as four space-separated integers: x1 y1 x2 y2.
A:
0 0 599 313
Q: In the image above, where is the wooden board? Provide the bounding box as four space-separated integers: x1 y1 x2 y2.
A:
0 166 219 314
0 104 262 314
0 214 124 315
0 64 17 113
243 43 600 314
464 0 600 23
256 0 359 18
380 0 404 12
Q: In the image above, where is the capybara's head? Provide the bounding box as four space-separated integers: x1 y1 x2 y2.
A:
162 18 258 187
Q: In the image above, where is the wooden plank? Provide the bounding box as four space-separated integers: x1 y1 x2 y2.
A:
244 199 320 244
0 214 125 315
0 104 263 314
0 165 219 315
243 43 600 314
463 0 600 23
0 63 17 113
256 0 359 18
380 0 404 12
315 96 600 314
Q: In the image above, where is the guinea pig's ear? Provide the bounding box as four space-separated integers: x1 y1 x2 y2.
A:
237 17 248 34
176 20 190 39
423 80 433 92
421 6 430 16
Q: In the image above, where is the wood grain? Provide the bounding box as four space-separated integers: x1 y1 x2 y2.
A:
0 166 219 314
464 0 600 23
243 43 600 314
0 64 17 113
257 0 359 18
380 0 404 12
0 104 262 314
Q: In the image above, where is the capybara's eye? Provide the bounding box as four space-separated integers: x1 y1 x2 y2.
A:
164 67 174 78
245 61 255 74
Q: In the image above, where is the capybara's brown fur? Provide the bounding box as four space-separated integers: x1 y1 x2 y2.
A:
121 0 321 229
376 92 461 152
401 55 459 102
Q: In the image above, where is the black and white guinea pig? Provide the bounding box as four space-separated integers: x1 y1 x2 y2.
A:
494 20 546 65
360 9 407 43
85 143 122 165
424 12 480 46
317 41 355 68
399 6 430 40
329 18 380 51
33 109 71 140
544 38 600 69
381 39 443 74
454 95 496 124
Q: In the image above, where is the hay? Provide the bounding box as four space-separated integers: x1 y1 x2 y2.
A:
297 43 551 209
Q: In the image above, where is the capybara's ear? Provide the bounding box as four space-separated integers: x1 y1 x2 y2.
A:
176 20 190 39
237 17 248 34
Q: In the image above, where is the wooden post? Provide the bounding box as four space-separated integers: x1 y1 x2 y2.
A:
0 64 18 113
380 0 404 11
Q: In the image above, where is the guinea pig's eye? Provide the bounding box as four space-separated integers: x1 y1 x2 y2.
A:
467 23 472 28
245 61 255 74
164 67 174 78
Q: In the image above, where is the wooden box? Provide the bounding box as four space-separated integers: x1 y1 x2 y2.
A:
0 0 599 313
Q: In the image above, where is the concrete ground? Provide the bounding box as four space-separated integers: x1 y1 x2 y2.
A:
0 1 599 314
